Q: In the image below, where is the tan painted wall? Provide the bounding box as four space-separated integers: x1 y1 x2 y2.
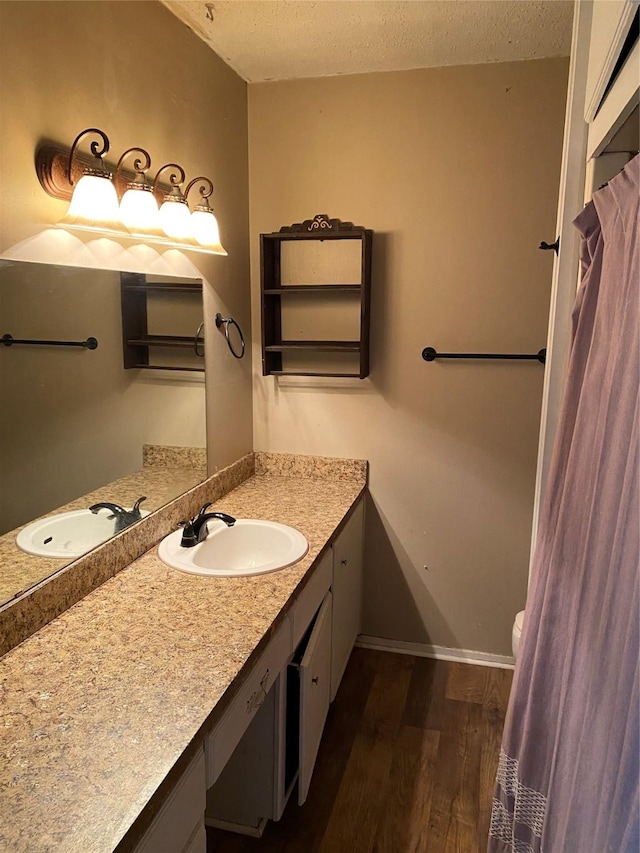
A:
0 0 252 472
249 60 569 656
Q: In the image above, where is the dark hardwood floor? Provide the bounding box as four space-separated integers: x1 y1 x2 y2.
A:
207 648 512 853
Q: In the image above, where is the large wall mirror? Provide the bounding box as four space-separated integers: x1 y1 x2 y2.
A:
0 260 207 608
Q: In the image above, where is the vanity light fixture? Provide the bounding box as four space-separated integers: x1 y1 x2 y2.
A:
117 147 159 236
62 128 121 233
186 177 225 253
154 164 192 241
35 128 227 256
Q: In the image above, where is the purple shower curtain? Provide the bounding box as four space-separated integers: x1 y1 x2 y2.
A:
488 154 639 852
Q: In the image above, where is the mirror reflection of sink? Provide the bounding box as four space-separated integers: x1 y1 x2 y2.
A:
158 519 309 578
16 508 150 558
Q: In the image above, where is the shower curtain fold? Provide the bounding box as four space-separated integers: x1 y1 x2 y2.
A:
488 154 639 853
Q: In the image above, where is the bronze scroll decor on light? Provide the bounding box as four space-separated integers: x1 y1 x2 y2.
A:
35 128 227 256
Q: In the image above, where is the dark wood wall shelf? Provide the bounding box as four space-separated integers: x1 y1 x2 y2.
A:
264 341 361 353
260 215 372 379
120 272 204 372
264 285 362 294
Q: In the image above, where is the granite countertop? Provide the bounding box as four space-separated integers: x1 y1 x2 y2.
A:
0 455 366 852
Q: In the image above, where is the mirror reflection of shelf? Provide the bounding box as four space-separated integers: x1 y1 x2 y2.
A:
260 215 373 379
121 273 205 372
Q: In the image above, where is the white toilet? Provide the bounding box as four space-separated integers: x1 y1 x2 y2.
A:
512 610 525 658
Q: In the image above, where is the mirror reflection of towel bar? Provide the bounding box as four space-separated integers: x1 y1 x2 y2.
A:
215 314 245 359
1 333 98 350
194 323 205 357
422 346 546 364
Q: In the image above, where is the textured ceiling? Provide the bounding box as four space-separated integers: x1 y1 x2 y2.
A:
161 0 574 83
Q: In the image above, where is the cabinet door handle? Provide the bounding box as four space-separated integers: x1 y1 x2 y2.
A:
312 676 319 685
341 558 348 565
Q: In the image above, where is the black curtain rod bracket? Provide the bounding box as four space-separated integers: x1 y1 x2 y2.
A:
539 238 559 255
422 346 546 364
2 334 98 350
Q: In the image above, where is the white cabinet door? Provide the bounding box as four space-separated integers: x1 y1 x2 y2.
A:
331 500 364 700
298 591 332 805
134 748 206 853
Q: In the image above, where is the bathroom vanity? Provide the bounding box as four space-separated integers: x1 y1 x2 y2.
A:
138 498 364 851
0 453 366 853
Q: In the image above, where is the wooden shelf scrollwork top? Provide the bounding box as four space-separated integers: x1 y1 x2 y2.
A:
278 214 366 234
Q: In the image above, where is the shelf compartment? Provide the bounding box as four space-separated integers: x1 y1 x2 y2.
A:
268 346 363 378
121 272 204 371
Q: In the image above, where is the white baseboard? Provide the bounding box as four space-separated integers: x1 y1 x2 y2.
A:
356 635 515 670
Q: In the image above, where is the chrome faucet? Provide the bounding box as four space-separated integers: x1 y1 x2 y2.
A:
179 502 236 547
89 496 147 533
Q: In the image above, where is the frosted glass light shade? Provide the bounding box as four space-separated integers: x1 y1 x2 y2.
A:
158 197 192 240
120 184 159 234
64 172 121 232
190 207 226 254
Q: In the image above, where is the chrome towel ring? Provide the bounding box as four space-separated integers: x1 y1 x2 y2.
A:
215 313 245 359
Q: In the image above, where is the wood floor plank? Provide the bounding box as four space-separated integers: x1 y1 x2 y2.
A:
446 663 512 712
478 673 512 842
318 652 414 853
372 725 440 853
402 657 450 732
426 700 483 853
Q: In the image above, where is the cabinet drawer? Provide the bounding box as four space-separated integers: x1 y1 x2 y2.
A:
134 748 205 853
291 549 332 649
205 618 291 787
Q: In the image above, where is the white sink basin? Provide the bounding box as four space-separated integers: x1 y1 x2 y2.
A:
16 508 149 558
158 519 309 577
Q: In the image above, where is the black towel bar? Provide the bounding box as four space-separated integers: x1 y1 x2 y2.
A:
422 346 546 364
1 334 98 350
